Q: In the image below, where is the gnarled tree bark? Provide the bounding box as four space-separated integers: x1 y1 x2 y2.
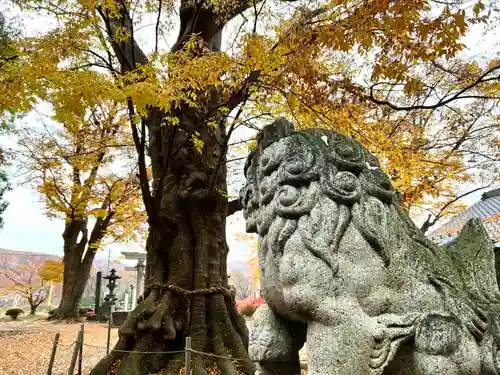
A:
55 212 114 320
90 111 254 375
90 1 256 374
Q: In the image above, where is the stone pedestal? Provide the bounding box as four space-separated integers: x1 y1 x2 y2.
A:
111 310 129 327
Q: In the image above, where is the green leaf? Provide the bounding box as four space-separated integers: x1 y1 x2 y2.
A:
192 132 204 153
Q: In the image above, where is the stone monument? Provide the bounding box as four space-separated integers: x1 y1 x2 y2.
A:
95 271 102 314
240 118 500 375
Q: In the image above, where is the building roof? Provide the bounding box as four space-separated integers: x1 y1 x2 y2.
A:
428 187 500 245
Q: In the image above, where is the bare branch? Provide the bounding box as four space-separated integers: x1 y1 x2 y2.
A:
420 184 493 233
126 97 154 218
227 199 243 216
155 0 163 55
369 64 500 111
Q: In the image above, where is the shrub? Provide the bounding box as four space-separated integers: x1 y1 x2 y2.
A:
5 308 24 320
236 296 263 311
236 296 264 317
78 307 93 316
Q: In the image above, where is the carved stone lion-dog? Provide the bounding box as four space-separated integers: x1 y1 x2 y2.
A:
239 118 500 375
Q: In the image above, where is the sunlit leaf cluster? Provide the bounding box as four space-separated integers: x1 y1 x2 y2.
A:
15 100 145 246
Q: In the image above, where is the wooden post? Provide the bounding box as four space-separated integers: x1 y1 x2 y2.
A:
47 332 60 375
68 328 84 375
77 325 84 375
184 337 192 375
106 306 113 355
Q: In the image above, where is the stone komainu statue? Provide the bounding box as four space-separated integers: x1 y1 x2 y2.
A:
239 118 500 375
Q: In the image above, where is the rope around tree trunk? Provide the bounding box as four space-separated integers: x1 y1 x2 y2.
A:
146 282 235 299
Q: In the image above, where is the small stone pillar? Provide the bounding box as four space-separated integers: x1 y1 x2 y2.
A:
124 292 129 311
130 284 136 309
136 260 145 298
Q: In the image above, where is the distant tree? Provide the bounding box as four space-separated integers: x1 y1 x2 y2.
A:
0 169 10 229
0 11 19 69
16 103 146 320
229 270 253 301
234 232 259 288
364 61 500 232
0 11 15 228
38 260 64 284
0 255 63 314
291 58 500 233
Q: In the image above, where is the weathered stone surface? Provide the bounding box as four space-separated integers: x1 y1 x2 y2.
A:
249 304 304 375
240 118 500 375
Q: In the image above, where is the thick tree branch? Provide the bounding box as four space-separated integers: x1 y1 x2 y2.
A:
154 0 163 55
208 98 249 194
126 97 155 218
96 3 148 73
172 0 250 52
227 199 243 216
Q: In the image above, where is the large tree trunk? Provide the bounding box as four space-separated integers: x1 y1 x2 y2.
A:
91 113 254 374
29 301 37 315
90 1 256 373
55 251 93 319
55 222 98 320
55 210 111 320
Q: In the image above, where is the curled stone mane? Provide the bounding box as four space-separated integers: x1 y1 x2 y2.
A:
242 118 500 375
241 118 399 274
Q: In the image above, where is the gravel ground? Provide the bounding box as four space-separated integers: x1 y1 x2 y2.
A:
0 317 118 375
0 316 307 374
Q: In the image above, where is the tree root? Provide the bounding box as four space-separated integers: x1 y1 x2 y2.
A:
90 286 254 375
48 308 85 323
90 336 129 375
116 335 154 375
226 297 249 349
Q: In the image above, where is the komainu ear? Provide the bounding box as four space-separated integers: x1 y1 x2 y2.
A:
256 117 295 151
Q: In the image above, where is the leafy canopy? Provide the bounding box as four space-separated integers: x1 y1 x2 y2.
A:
38 259 64 284
0 0 498 230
